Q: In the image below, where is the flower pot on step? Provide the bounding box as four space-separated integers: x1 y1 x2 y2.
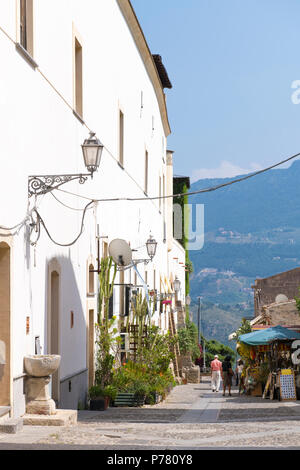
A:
89 396 109 411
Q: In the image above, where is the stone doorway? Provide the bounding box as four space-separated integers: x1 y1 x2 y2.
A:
0 243 11 406
88 309 95 388
49 270 60 404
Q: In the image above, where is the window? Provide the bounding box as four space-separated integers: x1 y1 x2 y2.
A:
88 264 95 295
19 0 34 56
159 176 162 212
102 242 108 259
74 37 83 118
120 270 124 316
108 286 114 319
163 175 166 214
125 286 130 317
119 110 124 166
144 150 148 194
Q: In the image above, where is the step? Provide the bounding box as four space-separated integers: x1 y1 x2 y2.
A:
0 406 10 423
0 418 23 434
23 409 77 426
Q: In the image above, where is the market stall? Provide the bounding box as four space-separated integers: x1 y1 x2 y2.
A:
237 325 300 400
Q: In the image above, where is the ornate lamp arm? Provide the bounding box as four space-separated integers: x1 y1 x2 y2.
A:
28 173 91 197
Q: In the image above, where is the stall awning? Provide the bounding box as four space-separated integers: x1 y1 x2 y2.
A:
239 325 300 346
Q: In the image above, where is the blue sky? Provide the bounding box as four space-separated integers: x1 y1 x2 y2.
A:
131 0 300 181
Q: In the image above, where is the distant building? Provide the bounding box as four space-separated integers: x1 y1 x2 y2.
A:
252 267 300 316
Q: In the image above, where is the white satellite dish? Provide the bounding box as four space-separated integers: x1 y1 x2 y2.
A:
275 294 288 303
109 239 132 267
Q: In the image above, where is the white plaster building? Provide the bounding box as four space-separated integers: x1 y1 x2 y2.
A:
0 0 186 418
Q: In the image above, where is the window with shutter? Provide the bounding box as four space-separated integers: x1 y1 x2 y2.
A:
125 286 130 316
108 288 114 319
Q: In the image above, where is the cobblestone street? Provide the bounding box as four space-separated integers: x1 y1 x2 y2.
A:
1 377 300 449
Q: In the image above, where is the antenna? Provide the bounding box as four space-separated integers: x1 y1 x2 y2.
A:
109 239 132 267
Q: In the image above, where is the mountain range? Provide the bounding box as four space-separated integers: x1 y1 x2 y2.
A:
188 160 300 346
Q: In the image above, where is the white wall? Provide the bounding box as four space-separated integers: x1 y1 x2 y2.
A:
0 0 185 413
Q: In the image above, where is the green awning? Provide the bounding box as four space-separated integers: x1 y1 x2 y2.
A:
239 325 300 346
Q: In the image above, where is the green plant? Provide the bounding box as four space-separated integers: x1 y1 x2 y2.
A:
256 362 269 384
88 384 118 401
234 318 252 341
178 319 200 361
95 319 121 387
205 338 235 363
88 385 105 399
295 288 300 315
136 326 177 373
98 256 117 325
94 256 120 387
109 360 175 402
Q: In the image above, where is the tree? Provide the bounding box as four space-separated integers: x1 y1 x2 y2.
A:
234 318 252 341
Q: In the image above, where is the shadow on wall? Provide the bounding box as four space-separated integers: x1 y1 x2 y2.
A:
43 255 89 411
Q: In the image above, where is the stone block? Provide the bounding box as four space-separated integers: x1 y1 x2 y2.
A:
0 418 23 434
23 409 77 426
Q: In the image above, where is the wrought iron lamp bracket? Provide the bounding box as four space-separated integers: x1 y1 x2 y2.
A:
116 258 151 272
28 173 91 197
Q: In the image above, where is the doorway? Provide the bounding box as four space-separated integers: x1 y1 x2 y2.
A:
49 270 60 403
88 310 95 388
0 243 10 406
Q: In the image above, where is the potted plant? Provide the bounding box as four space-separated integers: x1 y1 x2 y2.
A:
89 385 109 411
88 385 117 410
133 381 149 406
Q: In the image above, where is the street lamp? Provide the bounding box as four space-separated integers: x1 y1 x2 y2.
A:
173 277 181 292
109 234 158 271
81 132 104 176
145 235 157 261
28 131 103 197
185 295 191 306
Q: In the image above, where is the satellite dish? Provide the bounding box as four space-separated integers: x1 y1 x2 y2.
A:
109 239 132 267
275 294 288 303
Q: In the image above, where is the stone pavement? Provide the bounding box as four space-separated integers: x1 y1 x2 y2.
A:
1 377 300 449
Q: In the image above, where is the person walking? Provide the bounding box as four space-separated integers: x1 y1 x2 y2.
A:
222 355 233 397
210 354 222 392
237 359 245 394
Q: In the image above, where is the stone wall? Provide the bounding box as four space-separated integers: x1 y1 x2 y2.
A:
262 300 300 326
253 267 300 316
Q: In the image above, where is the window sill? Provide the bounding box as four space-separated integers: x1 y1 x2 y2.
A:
15 43 38 69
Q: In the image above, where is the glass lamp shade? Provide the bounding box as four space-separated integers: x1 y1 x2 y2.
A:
185 295 191 306
173 277 181 292
81 132 103 174
146 235 157 260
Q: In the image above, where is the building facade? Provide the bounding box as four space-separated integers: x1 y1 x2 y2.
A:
0 0 186 418
252 267 300 317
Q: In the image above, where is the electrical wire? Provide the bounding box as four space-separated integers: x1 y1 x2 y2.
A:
55 150 300 203
0 207 37 237
2 24 300 245
4 22 297 208
34 201 95 247
50 191 92 211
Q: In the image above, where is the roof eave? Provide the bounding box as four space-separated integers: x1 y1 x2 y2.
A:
116 0 171 137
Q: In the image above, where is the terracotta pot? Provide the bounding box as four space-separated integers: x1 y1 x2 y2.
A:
89 396 109 411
